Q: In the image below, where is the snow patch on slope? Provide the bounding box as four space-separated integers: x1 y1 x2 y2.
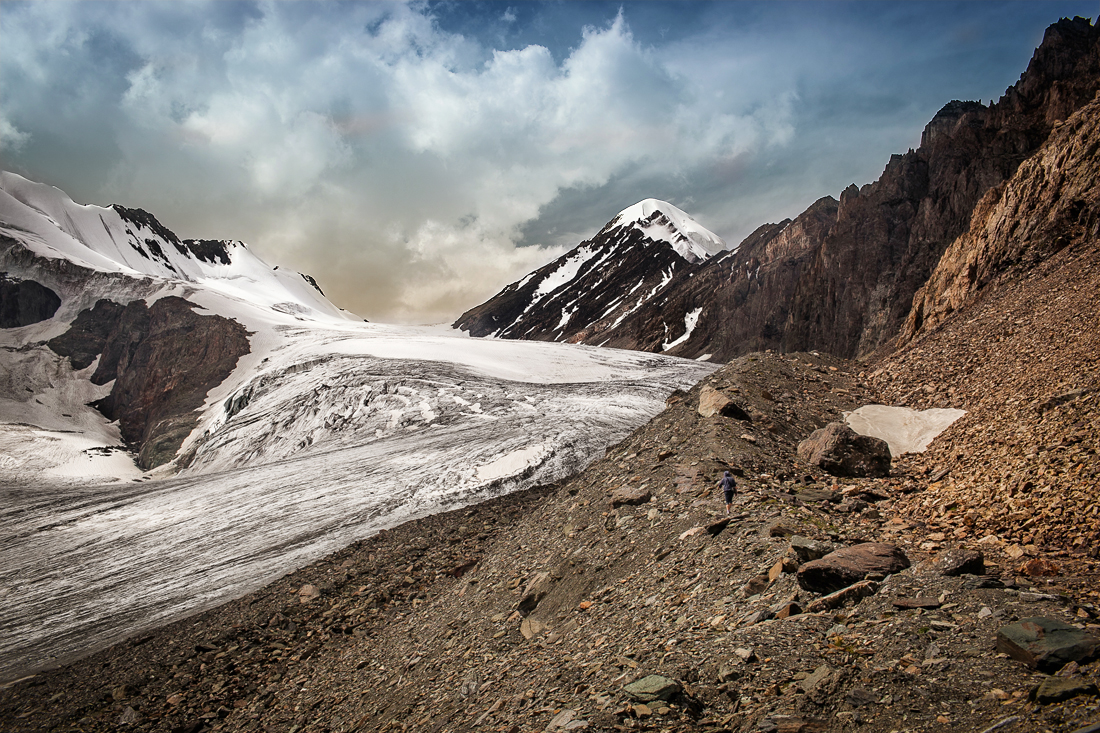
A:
845 405 967 455
662 307 703 351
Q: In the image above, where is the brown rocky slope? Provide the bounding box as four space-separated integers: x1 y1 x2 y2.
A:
3 336 1098 731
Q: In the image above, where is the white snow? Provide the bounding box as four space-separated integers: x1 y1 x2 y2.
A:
532 245 598 299
844 405 967 456
612 198 726 263
662 307 703 351
0 172 722 681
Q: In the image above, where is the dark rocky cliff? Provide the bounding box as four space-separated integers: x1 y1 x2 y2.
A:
458 17 1100 363
0 274 60 328
49 296 251 469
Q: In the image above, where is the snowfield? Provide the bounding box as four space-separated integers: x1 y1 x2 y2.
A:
0 171 717 682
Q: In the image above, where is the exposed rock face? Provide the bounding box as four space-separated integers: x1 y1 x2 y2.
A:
796 543 910 594
900 88 1100 344
697 385 750 420
797 422 891 477
458 18 1100 362
48 296 251 469
0 274 60 328
454 202 715 342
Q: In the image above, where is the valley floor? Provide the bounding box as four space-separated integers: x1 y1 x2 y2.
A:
2 242 1099 733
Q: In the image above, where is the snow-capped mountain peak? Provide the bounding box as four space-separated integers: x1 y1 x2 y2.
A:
610 198 725 263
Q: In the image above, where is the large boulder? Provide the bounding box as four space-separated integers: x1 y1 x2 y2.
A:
797 543 910 594
797 422 891 477
697 385 751 420
996 618 1099 672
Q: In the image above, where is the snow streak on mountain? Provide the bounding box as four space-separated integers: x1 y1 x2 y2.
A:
454 199 725 345
0 172 715 681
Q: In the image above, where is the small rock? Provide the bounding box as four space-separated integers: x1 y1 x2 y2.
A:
706 518 731 536
610 486 651 508
741 573 771 597
119 706 140 726
1031 677 1099 704
733 647 756 662
893 597 942 610
767 520 799 538
298 584 321 603
845 687 877 707
789 536 833 563
740 433 757 444
1020 557 1061 577
996 617 1100 672
797 488 839 504
623 675 681 702
633 703 652 717
520 617 544 640
932 548 985 576
518 572 554 615
698 385 751 420
805 580 880 613
112 684 131 702
546 709 577 730
772 601 802 619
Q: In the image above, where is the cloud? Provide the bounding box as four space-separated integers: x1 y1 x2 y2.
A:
1 1 1089 323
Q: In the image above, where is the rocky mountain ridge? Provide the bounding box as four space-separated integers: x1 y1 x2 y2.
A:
453 200 722 345
457 17 1100 364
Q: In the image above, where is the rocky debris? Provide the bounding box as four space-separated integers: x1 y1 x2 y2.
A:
892 597 942 610
5 351 1100 733
797 543 910 593
996 617 1100 672
48 296 251 468
797 422 891 477
698 385 751 420
933 547 986 576
0 273 60 328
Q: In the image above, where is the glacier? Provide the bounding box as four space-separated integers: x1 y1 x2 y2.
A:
0 171 717 682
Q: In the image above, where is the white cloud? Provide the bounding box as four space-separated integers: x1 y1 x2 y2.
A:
0 115 30 152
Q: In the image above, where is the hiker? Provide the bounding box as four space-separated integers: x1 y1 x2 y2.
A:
717 470 737 515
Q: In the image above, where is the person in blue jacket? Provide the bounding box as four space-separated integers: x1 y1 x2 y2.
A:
717 470 737 515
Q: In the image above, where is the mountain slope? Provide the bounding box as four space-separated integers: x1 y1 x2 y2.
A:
453 199 724 343
457 16 1100 363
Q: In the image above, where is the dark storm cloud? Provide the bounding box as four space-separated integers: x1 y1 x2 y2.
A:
1 1 1093 323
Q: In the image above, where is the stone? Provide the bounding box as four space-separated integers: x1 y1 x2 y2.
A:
697 385 751 420
1031 677 1099 704
733 647 756 662
797 422 891 478
767 520 799 538
520 617 544 640
789 536 833 563
835 498 868 513
298 584 321 603
797 543 909 594
996 618 1099 672
772 601 802 619
546 709 577 730
741 573 771 597
799 664 834 699
1020 557 1061 577
893 597 942 610
633 703 652 717
805 580 880 613
706 518 731 536
796 488 839 504
609 486 651 508
118 706 140 726
518 572 555 615
845 687 878 707
932 548 985 576
623 675 681 703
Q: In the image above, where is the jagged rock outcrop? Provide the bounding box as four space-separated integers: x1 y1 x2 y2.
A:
49 296 251 468
900 90 1100 343
0 274 60 328
458 17 1100 363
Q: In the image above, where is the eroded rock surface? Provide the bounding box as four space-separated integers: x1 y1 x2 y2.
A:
797 422 891 478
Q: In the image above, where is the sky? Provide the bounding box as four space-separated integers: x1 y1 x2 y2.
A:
1 1 1094 324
